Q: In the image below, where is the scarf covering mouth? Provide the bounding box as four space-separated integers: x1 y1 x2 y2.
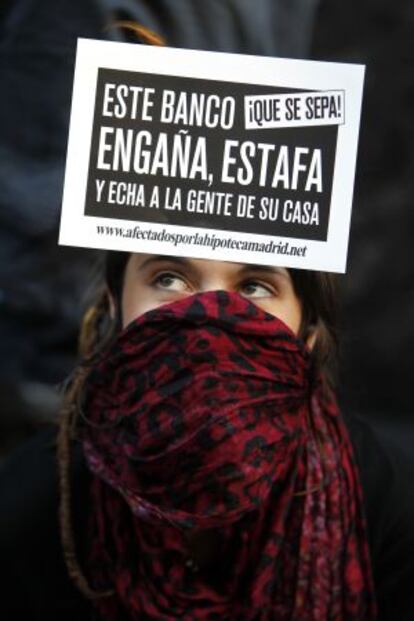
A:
79 290 376 620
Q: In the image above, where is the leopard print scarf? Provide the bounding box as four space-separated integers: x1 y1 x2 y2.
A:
80 290 376 620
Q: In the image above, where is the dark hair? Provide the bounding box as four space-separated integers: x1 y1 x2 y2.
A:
289 268 339 392
57 250 339 600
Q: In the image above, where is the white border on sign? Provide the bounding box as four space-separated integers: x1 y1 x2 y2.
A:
59 38 365 273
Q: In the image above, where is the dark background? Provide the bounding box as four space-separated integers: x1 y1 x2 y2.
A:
312 1 414 422
0 0 412 457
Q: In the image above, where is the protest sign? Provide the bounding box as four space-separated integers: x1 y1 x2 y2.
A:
59 39 365 272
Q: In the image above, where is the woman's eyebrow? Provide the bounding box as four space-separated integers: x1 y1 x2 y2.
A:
137 255 194 272
238 263 289 279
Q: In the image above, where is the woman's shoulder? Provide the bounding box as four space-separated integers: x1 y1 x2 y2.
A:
0 424 87 542
345 413 414 547
345 413 414 620
0 425 62 550
0 425 91 620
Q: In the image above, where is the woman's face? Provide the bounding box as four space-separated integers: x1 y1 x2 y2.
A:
121 253 303 336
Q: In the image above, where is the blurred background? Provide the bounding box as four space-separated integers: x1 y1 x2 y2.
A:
0 0 413 459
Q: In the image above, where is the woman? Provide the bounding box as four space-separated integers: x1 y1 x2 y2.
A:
1 252 413 620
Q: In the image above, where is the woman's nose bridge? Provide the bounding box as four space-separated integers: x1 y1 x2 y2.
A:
199 278 229 292
199 273 230 292
191 260 236 293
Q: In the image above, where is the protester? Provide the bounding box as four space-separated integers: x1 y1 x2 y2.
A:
1 251 413 620
1 6 413 619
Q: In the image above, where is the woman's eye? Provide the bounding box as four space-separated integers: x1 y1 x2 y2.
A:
152 272 190 292
240 281 274 298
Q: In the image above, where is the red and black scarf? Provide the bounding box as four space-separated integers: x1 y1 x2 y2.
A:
80 290 376 620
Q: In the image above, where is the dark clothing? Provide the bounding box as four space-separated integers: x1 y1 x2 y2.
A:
0 415 413 620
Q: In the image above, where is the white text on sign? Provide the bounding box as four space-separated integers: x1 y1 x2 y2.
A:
244 90 344 129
